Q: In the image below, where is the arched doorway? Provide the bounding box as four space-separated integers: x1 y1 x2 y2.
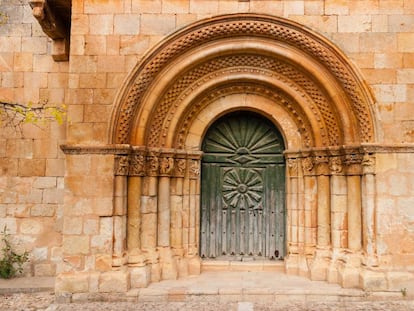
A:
103 13 380 289
200 111 285 260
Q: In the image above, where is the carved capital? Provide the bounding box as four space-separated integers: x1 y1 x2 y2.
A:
129 151 146 176
329 156 343 175
301 157 314 175
287 158 299 177
174 151 187 178
189 159 200 179
362 153 376 175
344 152 363 175
159 156 175 176
114 155 130 176
146 151 159 177
314 154 330 175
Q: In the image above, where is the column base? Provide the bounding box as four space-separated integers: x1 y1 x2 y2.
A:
309 249 331 281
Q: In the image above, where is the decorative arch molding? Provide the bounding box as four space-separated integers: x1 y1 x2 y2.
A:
110 13 378 148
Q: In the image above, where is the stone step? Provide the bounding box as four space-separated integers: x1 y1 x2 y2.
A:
201 259 285 272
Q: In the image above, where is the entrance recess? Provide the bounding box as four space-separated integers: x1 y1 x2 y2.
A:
200 111 285 260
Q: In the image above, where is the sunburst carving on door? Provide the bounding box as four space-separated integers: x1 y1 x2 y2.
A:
222 168 263 210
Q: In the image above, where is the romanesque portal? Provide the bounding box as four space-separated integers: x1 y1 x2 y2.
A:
62 13 380 290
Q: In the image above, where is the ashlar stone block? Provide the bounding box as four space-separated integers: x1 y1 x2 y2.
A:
130 265 151 288
99 270 130 293
360 270 387 291
55 272 89 294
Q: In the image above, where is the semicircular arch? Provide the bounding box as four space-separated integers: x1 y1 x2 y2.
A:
109 13 378 148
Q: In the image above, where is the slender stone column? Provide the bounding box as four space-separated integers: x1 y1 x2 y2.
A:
329 155 347 251
187 153 202 256
302 157 317 256
345 152 363 252
286 156 300 256
315 153 331 248
361 153 377 265
309 151 331 281
113 155 129 267
140 150 159 251
127 148 146 251
171 151 186 256
158 150 175 247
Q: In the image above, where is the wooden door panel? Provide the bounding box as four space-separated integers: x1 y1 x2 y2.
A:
200 112 285 260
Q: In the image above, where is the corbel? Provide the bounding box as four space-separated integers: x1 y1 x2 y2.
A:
29 0 70 61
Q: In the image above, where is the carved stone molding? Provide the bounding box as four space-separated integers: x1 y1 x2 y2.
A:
174 82 316 149
110 14 376 147
151 60 334 148
60 144 131 155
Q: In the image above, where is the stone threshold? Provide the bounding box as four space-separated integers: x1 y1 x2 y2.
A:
66 287 410 304
201 259 285 272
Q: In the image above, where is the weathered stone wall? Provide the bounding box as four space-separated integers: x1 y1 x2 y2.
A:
1 0 413 289
0 0 66 276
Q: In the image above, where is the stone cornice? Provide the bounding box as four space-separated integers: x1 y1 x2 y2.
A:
60 144 132 155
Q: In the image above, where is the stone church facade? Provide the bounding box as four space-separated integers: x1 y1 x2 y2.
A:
1 0 414 295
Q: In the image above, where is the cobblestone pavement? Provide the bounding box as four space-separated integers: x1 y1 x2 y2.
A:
1 292 414 311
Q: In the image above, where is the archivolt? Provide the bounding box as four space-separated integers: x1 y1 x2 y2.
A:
110 14 377 147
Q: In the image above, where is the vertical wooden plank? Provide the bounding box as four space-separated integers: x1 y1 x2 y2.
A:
248 209 254 255
258 209 263 256
215 164 222 257
209 165 217 258
267 165 276 259
240 209 245 255
222 209 227 255
277 164 286 259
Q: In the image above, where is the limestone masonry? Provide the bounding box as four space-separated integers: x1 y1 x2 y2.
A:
0 0 413 298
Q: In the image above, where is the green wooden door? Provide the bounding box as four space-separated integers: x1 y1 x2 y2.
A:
201 112 285 260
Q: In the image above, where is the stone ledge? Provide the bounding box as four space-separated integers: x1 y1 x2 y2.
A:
0 276 55 294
